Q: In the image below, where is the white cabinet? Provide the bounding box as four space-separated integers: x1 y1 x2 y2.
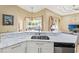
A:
26 41 54 53
40 42 54 53
26 42 38 53
0 49 3 53
0 41 54 53
1 41 26 53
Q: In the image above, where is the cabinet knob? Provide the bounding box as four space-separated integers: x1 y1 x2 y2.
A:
38 48 40 53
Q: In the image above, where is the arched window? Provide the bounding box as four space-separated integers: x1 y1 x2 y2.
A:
24 16 42 32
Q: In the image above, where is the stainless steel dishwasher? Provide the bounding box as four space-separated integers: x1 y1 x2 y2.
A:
54 42 75 53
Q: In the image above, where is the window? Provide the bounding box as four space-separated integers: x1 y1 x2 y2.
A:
24 16 42 32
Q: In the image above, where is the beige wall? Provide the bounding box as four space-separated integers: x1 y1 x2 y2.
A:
23 8 62 31
62 13 79 32
23 8 46 31
0 5 62 33
45 9 62 31
33 8 62 31
1 5 79 33
0 5 31 33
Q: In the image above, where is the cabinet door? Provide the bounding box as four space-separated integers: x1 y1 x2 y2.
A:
40 42 54 53
26 41 39 53
2 42 26 53
26 41 54 53
0 49 3 53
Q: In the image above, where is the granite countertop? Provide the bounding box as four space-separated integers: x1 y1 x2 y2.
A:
0 32 78 49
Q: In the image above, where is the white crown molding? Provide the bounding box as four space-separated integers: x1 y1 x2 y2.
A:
18 5 79 16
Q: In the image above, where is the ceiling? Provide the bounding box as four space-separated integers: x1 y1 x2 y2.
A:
18 5 79 16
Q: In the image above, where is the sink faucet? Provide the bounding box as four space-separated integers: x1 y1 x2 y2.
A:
35 31 41 35
38 32 40 35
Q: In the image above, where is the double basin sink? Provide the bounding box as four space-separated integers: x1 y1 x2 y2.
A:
31 36 50 40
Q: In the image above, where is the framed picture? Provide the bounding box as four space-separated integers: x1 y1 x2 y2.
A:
3 14 14 25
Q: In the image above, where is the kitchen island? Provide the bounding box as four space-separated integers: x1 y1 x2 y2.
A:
0 32 78 53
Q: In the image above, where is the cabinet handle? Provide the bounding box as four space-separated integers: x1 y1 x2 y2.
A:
38 48 42 53
40 48 42 53
11 44 21 49
38 48 40 53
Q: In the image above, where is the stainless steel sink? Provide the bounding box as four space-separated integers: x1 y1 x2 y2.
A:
31 36 49 40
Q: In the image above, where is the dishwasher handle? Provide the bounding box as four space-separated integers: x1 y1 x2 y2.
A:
54 42 75 48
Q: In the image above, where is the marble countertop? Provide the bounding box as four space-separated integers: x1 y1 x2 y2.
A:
0 32 78 48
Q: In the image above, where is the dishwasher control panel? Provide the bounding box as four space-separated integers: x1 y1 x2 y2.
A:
54 42 75 53
54 42 75 48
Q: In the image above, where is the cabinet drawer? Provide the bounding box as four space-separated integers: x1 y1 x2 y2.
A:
27 41 53 46
36 42 53 47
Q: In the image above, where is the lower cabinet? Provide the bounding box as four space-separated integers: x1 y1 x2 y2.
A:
1 41 26 53
26 41 54 53
0 41 54 53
